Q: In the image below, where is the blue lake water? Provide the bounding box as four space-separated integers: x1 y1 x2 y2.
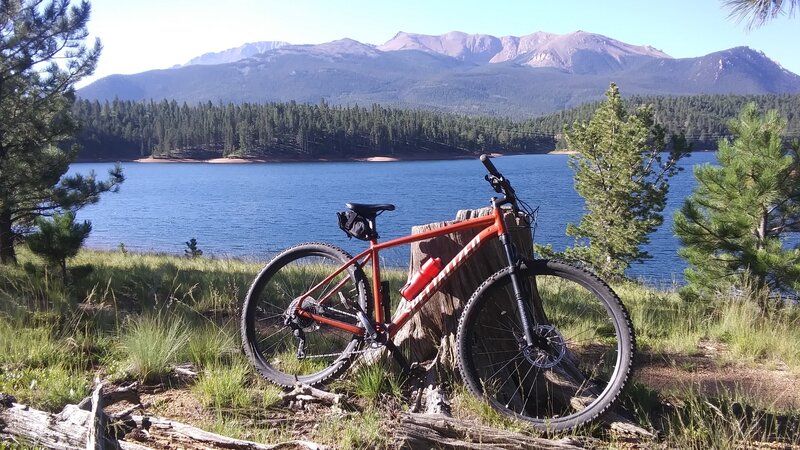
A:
70 152 717 286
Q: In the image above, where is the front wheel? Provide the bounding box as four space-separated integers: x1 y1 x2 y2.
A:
456 259 634 431
241 242 371 387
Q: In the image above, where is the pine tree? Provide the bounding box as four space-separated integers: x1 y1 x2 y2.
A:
0 0 123 264
184 238 203 258
674 103 800 309
27 212 91 281
563 83 689 278
723 0 798 29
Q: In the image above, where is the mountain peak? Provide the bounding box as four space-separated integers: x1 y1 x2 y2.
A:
377 30 503 64
184 41 289 66
314 38 378 56
379 30 671 72
690 45 798 86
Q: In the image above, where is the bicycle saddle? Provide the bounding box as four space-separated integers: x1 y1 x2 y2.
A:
345 203 396 217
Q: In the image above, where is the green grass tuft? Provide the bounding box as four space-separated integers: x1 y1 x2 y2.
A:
663 386 800 449
707 300 800 370
0 365 89 412
192 362 253 410
450 385 526 433
118 312 189 381
314 408 388 450
0 322 68 369
256 379 284 409
183 321 238 369
348 359 404 403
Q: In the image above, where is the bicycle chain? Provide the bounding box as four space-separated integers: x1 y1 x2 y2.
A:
299 347 370 359
321 304 359 320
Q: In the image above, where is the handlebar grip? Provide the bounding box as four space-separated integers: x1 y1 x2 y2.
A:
480 154 501 177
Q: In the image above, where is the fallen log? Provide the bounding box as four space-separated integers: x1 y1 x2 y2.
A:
0 399 91 450
0 392 326 450
395 412 593 449
87 381 110 450
126 414 326 450
281 383 347 410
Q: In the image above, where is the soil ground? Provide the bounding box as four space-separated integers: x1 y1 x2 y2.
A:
103 353 799 449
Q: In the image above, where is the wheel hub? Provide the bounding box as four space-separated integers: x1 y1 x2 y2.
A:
522 325 566 368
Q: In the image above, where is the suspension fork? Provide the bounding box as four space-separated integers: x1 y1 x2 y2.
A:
499 232 538 347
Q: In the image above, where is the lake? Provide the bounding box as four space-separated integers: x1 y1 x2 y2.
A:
70 152 717 286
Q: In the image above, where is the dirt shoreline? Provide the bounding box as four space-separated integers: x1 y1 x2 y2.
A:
132 153 505 164
75 152 517 164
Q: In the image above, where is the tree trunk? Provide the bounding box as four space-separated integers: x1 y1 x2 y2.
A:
392 207 533 371
0 207 16 265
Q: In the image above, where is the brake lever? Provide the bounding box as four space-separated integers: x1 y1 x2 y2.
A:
485 174 504 193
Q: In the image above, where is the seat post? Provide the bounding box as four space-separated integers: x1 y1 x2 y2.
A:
366 215 378 239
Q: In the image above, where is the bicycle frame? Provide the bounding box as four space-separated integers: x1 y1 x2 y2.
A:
294 205 510 339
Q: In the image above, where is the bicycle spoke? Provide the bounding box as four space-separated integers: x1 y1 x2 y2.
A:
503 361 536 409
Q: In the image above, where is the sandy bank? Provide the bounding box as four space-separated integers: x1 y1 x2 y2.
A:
355 156 401 162
130 153 507 164
134 156 272 164
547 149 578 155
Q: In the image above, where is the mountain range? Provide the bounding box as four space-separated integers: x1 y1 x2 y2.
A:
78 30 800 117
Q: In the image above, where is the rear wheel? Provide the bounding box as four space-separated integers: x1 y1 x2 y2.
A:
241 242 370 387
457 259 634 431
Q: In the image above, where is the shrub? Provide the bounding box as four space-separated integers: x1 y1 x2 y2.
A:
27 212 92 282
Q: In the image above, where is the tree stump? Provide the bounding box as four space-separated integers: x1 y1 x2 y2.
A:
392 207 533 371
391 208 652 437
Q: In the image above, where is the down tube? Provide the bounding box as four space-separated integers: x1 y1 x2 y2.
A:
390 224 499 336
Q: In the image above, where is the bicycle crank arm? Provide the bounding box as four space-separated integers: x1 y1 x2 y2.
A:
356 311 378 340
384 339 411 375
354 310 412 374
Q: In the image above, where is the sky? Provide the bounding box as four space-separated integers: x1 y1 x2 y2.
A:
80 0 799 87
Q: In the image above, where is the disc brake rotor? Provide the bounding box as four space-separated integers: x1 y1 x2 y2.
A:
522 324 567 368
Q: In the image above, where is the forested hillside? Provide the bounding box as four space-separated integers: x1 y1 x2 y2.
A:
530 94 800 147
72 94 800 160
72 100 556 160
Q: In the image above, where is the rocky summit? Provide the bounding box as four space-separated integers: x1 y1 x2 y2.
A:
377 30 671 73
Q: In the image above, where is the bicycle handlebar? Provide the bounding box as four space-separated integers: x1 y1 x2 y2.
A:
480 154 501 177
479 154 517 208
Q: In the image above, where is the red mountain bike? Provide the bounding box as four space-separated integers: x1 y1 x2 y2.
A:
241 154 634 431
